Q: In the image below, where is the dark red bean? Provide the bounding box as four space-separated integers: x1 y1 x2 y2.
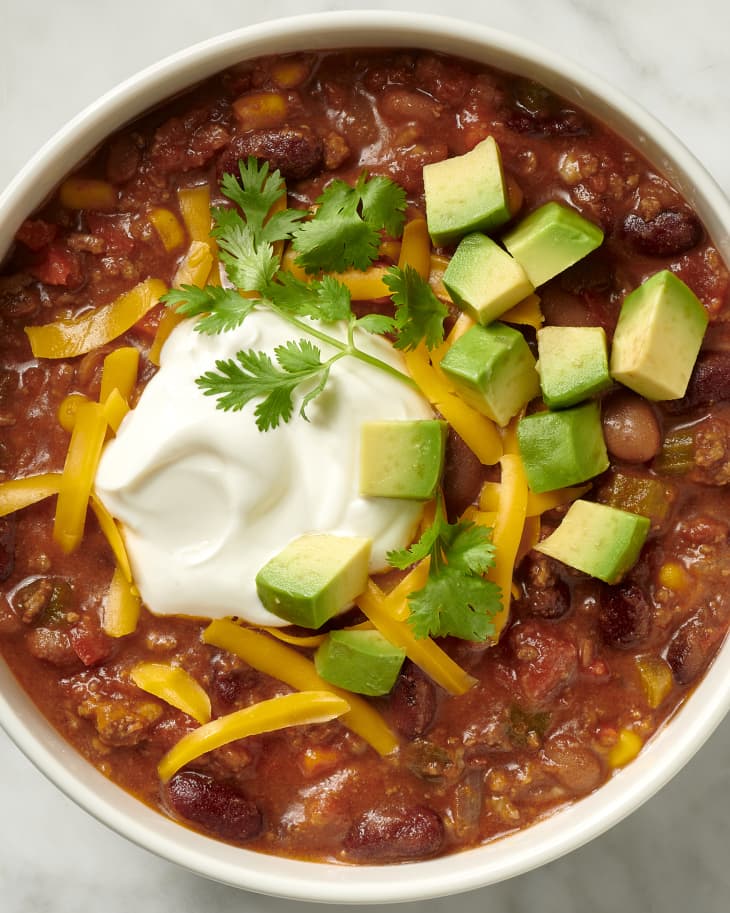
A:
666 614 725 685
343 805 444 862
0 516 15 583
389 663 437 739
602 391 662 463
598 583 652 649
441 427 488 520
622 210 703 257
106 134 141 185
517 554 571 620
220 126 323 181
664 351 730 412
505 80 590 138
508 621 578 704
165 770 262 842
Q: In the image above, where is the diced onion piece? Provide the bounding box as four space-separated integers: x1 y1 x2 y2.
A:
59 177 116 211
101 565 141 637
501 292 544 330
130 662 211 724
149 207 185 251
382 560 430 622
99 346 139 404
203 620 398 756
89 493 133 582
398 219 431 279
158 690 349 783
53 401 109 553
0 473 61 518
25 278 167 359
102 388 130 433
149 311 185 367
177 185 213 243
488 452 529 638
607 728 643 768
58 393 89 432
172 240 214 290
356 581 476 695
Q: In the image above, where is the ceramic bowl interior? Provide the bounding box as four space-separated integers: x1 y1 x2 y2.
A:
1 11 729 905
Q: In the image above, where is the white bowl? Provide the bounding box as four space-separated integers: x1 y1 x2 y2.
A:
1 11 729 904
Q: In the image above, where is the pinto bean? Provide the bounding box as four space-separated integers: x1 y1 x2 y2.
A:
666 613 725 685
379 88 443 124
389 662 437 739
441 427 487 520
602 392 662 463
220 126 323 181
544 738 603 794
598 583 652 649
165 770 263 842
622 209 703 258
343 805 444 862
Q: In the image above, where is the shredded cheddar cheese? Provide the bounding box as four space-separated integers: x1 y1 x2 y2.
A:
488 451 529 638
0 473 61 517
101 565 141 638
89 494 133 582
149 207 185 251
130 662 212 724
99 346 139 405
398 218 431 278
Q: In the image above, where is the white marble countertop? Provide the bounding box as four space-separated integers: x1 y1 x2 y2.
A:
1 2 729 911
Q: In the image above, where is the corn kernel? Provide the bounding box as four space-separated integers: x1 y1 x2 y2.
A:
233 91 287 128
59 177 117 212
271 60 309 89
658 560 688 591
608 728 643 768
148 207 185 251
299 745 341 776
636 656 673 709
57 392 89 432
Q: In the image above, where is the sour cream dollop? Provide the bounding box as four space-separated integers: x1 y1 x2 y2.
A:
95 311 433 626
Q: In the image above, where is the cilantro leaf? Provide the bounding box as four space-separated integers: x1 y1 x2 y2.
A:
355 313 398 335
196 340 331 431
213 218 279 294
220 158 286 237
387 500 501 642
292 173 406 274
162 285 257 335
384 265 448 351
267 272 352 323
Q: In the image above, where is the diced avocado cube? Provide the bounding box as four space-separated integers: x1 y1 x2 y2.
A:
501 202 604 287
423 137 511 247
442 233 534 325
359 419 447 500
535 499 650 584
537 325 612 409
256 534 371 629
314 630 406 696
610 270 708 400
440 322 540 427
517 402 609 493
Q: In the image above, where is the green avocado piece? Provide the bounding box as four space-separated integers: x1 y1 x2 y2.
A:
501 202 604 287
314 629 406 696
256 534 371 629
439 322 540 426
359 419 447 500
423 137 511 247
517 402 609 493
535 499 650 584
610 270 708 400
537 325 612 409
442 233 534 325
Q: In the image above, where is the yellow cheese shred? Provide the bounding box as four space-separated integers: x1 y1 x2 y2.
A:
202 620 398 756
177 185 213 244
101 388 130 434
149 207 185 252
101 565 141 638
25 278 167 359
398 218 431 278
480 481 590 518
89 494 133 582
488 451 529 638
53 401 109 553
280 248 390 300
356 581 476 695
158 691 350 783
0 473 61 518
99 346 139 404
258 620 376 648
500 292 544 330
130 662 212 724
382 560 430 622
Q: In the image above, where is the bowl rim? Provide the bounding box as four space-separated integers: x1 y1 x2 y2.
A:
1 9 729 905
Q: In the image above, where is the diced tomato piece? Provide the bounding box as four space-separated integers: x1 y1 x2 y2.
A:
132 302 166 339
86 213 136 256
70 619 113 667
15 219 58 252
31 245 83 287
508 621 578 705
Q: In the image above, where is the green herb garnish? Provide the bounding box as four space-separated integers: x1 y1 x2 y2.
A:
387 498 502 642
162 158 446 430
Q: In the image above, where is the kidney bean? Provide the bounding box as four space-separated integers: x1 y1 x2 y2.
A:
598 583 652 649
441 427 488 520
517 554 571 620
544 738 603 794
664 351 730 413
220 126 323 181
622 209 703 257
508 621 578 704
666 613 724 685
0 516 15 583
106 133 141 185
165 770 262 842
343 805 444 862
389 662 437 739
150 107 231 175
602 392 662 463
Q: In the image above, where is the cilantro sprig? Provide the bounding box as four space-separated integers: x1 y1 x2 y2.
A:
162 158 447 430
387 499 502 642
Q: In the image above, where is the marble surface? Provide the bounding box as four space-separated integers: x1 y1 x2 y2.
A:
1 2 729 911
